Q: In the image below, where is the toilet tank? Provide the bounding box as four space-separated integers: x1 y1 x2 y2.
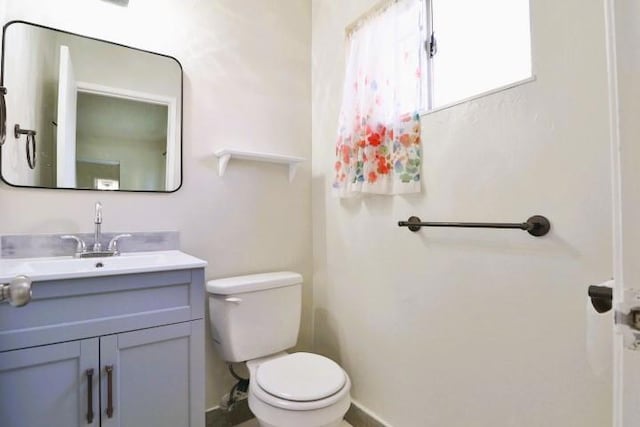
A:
206 272 302 362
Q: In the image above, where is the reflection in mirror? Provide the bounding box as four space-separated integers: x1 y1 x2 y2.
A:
1 21 182 192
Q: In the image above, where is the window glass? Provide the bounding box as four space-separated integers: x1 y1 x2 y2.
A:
431 0 532 108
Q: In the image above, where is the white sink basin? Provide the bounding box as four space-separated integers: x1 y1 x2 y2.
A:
0 250 207 282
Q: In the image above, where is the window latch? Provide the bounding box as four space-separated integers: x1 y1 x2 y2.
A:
425 33 437 58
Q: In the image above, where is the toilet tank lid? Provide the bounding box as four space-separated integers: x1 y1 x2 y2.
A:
206 271 302 295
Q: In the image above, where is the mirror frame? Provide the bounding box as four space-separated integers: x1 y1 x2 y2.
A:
0 20 184 193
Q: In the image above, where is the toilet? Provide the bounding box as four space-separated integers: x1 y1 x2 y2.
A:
206 272 351 427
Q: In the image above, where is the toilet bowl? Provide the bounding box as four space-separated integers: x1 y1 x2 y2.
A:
206 272 351 427
247 352 351 427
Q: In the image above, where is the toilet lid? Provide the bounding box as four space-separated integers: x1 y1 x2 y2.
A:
255 353 346 402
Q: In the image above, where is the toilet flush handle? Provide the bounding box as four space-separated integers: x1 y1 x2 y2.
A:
225 297 242 304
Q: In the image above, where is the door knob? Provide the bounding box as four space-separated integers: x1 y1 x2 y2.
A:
588 285 613 313
0 275 32 307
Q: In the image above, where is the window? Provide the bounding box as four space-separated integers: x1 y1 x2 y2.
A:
332 0 532 196
427 0 532 109
370 0 532 112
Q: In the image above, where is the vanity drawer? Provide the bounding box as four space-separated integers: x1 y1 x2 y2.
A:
0 268 204 352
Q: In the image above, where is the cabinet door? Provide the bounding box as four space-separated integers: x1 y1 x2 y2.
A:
0 338 99 427
100 320 204 427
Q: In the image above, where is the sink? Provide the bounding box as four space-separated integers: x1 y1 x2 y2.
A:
0 250 206 282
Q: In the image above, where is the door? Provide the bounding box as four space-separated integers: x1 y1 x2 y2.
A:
0 338 99 427
56 44 77 188
100 321 203 427
608 0 640 426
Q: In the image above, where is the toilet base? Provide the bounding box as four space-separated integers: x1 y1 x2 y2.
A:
249 391 350 427
255 420 343 427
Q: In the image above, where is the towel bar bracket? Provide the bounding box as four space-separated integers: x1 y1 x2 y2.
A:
526 215 551 236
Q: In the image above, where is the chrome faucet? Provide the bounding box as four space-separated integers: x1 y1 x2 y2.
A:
60 202 131 258
93 201 103 251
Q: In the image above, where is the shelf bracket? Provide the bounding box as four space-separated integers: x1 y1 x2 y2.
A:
288 162 299 183
217 153 232 177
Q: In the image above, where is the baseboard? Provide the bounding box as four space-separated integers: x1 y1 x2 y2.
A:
206 398 253 427
345 399 392 427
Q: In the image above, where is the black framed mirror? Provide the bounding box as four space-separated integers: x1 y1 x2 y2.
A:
0 20 183 192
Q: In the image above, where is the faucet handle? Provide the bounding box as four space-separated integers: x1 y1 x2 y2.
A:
107 234 132 254
61 235 87 256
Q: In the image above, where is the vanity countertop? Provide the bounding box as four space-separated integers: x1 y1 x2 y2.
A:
0 250 207 282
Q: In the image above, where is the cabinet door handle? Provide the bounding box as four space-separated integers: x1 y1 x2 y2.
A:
86 368 94 424
105 365 114 418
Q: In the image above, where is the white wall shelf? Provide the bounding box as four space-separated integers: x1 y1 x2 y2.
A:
214 149 305 182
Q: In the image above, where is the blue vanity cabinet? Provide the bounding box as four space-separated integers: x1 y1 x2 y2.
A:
0 338 99 427
101 320 204 427
0 268 205 427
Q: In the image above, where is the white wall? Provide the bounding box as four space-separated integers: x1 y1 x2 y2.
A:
0 0 311 410
312 0 613 426
77 135 165 191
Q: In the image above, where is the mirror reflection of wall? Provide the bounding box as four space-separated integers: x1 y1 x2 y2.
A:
76 159 120 190
76 92 168 191
2 23 58 188
1 22 182 192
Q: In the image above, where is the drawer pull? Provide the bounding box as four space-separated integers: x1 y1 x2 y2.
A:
86 368 94 423
105 365 114 418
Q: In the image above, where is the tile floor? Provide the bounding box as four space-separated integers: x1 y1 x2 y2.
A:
236 420 352 427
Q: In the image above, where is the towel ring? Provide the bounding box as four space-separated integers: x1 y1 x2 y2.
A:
14 124 37 170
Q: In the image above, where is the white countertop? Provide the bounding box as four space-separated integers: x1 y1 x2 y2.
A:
0 250 207 282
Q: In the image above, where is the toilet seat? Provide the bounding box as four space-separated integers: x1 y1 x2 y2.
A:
249 352 351 411
256 352 346 402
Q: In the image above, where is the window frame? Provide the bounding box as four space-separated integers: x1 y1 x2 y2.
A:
423 0 434 112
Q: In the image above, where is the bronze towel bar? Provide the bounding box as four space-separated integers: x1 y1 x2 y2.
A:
398 215 551 237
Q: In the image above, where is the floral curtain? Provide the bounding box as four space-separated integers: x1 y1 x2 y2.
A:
333 0 424 197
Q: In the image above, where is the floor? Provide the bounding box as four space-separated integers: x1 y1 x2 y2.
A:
236 420 352 427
